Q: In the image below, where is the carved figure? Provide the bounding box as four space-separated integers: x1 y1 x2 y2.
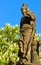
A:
18 4 39 65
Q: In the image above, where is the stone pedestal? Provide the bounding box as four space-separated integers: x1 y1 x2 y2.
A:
16 62 40 65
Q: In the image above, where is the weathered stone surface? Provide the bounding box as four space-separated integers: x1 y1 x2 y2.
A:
7 4 40 65
18 4 39 65
16 61 40 65
31 40 39 64
8 4 40 65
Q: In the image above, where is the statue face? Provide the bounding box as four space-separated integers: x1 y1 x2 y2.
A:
22 8 26 13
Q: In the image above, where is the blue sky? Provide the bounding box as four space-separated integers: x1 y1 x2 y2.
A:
0 0 41 33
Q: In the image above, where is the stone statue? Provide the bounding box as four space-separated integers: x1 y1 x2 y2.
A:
31 40 39 64
7 4 39 65
18 4 39 65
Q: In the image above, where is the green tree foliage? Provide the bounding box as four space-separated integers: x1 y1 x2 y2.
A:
34 34 41 64
0 24 20 65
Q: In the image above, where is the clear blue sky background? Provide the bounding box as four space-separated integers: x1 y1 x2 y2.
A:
0 0 41 33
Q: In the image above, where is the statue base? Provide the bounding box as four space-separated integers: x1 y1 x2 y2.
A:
16 62 40 65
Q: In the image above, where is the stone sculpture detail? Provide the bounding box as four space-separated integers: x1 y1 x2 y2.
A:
18 4 39 65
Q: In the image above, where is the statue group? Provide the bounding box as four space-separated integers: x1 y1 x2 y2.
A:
18 4 40 65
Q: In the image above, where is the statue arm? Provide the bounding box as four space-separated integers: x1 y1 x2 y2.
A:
27 11 36 21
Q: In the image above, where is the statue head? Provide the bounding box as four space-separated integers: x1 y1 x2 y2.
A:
21 4 30 16
21 4 27 16
22 4 27 8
